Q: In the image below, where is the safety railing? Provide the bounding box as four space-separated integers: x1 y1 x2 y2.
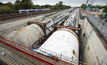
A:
38 47 78 64
36 46 89 65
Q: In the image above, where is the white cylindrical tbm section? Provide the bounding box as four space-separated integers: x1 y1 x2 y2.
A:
4 24 44 47
38 28 79 64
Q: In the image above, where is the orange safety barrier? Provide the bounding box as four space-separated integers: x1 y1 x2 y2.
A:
89 12 91 16
81 10 82 13
83 11 86 13
71 19 72 21
97 13 100 17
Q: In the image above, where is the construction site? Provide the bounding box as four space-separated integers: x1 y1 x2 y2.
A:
0 6 107 65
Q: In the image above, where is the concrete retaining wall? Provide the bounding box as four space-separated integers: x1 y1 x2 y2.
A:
81 18 107 65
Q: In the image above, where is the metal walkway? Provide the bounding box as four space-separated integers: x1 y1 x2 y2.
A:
0 47 27 65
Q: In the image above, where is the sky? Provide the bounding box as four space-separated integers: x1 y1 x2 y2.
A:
0 0 107 7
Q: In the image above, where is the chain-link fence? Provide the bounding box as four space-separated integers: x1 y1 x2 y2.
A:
86 12 107 40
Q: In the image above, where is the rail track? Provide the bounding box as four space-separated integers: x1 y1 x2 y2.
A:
0 10 62 24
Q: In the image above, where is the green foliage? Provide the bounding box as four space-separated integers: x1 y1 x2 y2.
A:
81 4 86 9
58 1 63 6
40 5 53 9
15 0 23 10
0 2 3 6
0 6 16 15
44 4 52 8
92 5 104 9
51 1 71 10
88 4 91 7
103 6 107 12
0 0 71 15
32 5 40 9
15 0 33 10
103 6 107 17
32 1 71 10
6 2 15 9
21 0 33 9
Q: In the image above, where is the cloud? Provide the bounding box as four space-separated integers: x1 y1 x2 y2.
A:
0 0 16 3
0 0 106 7
32 0 87 6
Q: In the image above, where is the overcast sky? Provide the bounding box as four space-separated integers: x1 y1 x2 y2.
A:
0 0 107 7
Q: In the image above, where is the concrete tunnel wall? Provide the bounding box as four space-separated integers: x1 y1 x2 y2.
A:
3 24 44 47
81 18 107 65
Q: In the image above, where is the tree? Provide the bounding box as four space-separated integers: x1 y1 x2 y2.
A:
32 5 40 9
54 1 63 9
81 4 86 9
51 1 71 10
41 5 45 9
44 4 52 8
0 2 3 6
58 1 63 6
88 4 92 7
0 6 16 15
51 6 56 10
6 2 15 9
103 6 107 12
0 0 71 15
103 6 107 17
21 0 33 9
15 0 23 10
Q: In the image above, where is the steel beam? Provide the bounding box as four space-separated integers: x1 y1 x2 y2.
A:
55 25 81 30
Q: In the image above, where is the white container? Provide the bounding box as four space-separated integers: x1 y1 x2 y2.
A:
38 28 79 64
